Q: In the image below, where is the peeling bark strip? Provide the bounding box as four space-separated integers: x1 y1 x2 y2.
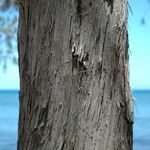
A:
104 0 113 13
18 0 133 150
104 0 114 6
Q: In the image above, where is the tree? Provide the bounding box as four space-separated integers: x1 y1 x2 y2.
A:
18 0 133 149
0 0 18 69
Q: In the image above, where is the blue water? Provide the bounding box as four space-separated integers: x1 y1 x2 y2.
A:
0 90 150 150
0 91 19 150
133 90 150 150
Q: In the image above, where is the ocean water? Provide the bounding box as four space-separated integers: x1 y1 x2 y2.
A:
0 91 19 150
0 90 150 150
133 90 150 150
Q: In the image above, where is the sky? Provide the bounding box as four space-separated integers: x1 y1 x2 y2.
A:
0 0 150 90
129 0 150 89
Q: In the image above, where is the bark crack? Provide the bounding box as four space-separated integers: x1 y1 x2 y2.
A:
76 0 82 26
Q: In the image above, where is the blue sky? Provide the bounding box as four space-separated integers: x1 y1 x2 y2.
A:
0 0 150 90
129 0 150 89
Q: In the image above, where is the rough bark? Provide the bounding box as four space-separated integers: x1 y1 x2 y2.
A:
18 0 133 150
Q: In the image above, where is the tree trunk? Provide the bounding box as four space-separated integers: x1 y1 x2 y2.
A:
18 0 133 150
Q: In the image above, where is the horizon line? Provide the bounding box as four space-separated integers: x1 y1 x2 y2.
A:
0 89 150 92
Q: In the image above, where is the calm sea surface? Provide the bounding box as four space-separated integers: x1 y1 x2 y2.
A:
0 91 18 150
0 90 150 150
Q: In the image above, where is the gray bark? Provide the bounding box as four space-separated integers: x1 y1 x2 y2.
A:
18 0 133 150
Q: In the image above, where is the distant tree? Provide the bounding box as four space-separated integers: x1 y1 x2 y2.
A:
18 0 133 150
0 0 18 9
0 0 18 69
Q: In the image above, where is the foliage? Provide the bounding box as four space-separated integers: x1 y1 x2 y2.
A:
0 0 18 70
0 0 18 10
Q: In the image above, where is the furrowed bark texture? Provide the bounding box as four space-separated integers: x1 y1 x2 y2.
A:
18 0 133 150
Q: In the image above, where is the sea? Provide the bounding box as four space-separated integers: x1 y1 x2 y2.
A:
0 90 150 150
